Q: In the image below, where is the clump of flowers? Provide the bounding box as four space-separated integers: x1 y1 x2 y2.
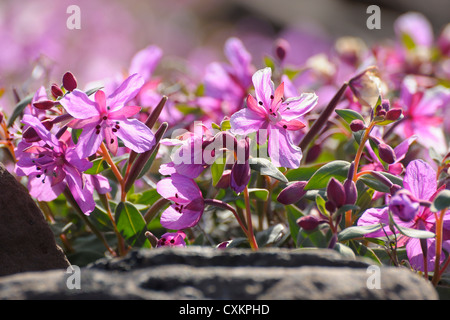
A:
2 10 450 290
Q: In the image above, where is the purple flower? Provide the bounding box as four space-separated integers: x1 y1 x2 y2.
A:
393 76 450 154
156 174 205 230
230 137 251 194
357 160 450 271
230 67 318 168
59 73 156 158
157 231 186 248
15 115 96 215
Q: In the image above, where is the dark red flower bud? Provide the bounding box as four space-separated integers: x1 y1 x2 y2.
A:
230 161 250 194
296 215 321 231
381 99 390 111
344 179 357 205
390 184 402 195
51 84 64 98
274 38 290 62
325 200 336 213
349 119 365 132
277 181 307 205
378 143 396 164
216 169 231 189
305 144 321 163
385 108 403 121
327 177 346 208
33 100 56 110
62 72 77 91
22 127 41 143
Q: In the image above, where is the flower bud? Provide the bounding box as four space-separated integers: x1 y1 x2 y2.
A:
349 119 365 132
348 67 381 108
325 200 336 213
305 144 321 163
381 99 390 111
22 127 41 143
230 161 250 194
327 177 346 208
343 179 357 205
277 181 307 205
378 143 396 164
62 72 77 92
389 192 419 222
296 215 321 231
274 38 290 62
51 84 64 98
33 100 56 110
215 169 231 189
390 184 402 195
385 108 403 121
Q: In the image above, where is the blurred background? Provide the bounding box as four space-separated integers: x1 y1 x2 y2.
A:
0 0 448 110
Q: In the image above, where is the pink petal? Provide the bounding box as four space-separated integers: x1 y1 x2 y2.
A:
108 105 141 119
268 125 302 168
75 124 104 159
230 108 265 136
252 67 274 110
160 205 202 230
403 160 437 201
59 90 100 119
357 207 390 238
129 45 163 82
113 118 155 154
107 74 144 112
156 174 203 202
279 92 318 121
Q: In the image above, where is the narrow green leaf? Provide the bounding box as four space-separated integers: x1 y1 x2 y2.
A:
338 223 384 242
304 160 350 190
315 194 329 217
285 162 324 182
85 158 110 175
115 201 150 248
286 205 304 245
211 154 227 186
249 158 288 183
7 93 34 127
431 189 450 212
335 108 365 124
248 188 269 201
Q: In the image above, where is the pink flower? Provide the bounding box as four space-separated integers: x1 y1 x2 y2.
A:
59 73 155 158
230 67 318 168
156 174 205 230
157 231 187 248
393 76 450 154
15 115 98 215
357 160 450 271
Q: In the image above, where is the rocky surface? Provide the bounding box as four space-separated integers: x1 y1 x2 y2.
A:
0 163 70 276
0 247 439 300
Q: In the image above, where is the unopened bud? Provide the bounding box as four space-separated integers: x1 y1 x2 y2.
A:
33 100 56 110
277 181 307 205
62 72 77 92
305 144 322 163
296 215 321 231
327 177 346 208
390 184 402 195
389 192 419 222
325 200 336 213
274 38 290 62
215 169 231 189
381 99 390 111
51 84 64 98
385 108 403 121
349 119 365 132
230 161 251 194
343 179 357 205
348 67 381 108
22 127 41 143
378 143 396 164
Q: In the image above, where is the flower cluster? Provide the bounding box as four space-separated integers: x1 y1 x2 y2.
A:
2 10 450 288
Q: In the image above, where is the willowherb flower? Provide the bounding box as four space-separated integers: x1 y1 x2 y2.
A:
156 174 205 230
230 67 318 168
59 73 156 158
357 160 450 272
156 231 186 248
15 115 99 215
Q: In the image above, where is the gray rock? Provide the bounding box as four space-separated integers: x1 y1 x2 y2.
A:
0 247 438 300
0 163 70 276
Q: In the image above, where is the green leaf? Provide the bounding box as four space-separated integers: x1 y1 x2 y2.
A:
286 205 304 245
85 86 103 96
115 201 150 248
315 194 329 217
128 188 161 206
248 188 269 201
388 210 435 239
285 162 324 182
374 114 404 126
431 189 450 212
348 240 382 264
85 158 110 175
335 108 365 124
7 93 34 127
401 32 416 50
297 227 328 248
256 223 285 247
304 160 350 190
220 119 231 131
211 154 227 186
334 243 356 259
338 223 384 242
358 171 403 193
249 158 288 183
